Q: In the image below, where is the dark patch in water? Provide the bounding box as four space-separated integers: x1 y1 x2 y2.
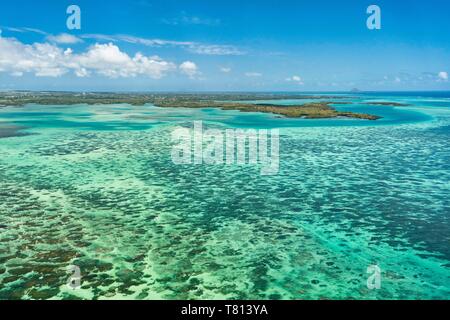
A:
0 125 33 139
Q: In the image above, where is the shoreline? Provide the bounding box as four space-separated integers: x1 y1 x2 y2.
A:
0 92 381 120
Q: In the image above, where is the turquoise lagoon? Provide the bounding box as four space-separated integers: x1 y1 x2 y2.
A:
0 92 449 299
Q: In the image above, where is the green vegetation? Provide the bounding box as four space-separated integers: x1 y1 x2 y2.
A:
153 99 380 120
0 91 381 120
0 92 155 107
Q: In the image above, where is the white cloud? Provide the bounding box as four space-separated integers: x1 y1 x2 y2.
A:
162 13 221 26
188 44 244 56
4 26 48 35
220 67 231 73
285 75 304 84
181 16 221 26
0 36 176 79
105 34 194 47
5 26 245 56
75 68 90 78
395 77 401 83
47 33 83 44
80 34 119 42
438 71 448 81
81 34 244 56
0 37 69 77
179 61 200 79
74 43 176 79
245 72 262 77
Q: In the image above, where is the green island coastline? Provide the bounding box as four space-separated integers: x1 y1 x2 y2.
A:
0 92 382 120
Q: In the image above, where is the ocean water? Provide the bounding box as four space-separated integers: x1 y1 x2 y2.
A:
0 92 449 300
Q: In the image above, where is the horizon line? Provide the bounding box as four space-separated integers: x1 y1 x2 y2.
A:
2 89 450 94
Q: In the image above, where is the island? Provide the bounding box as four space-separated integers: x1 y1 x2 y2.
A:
152 99 380 120
0 91 381 120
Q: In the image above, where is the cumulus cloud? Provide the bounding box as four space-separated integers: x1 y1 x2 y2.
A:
74 43 176 78
179 61 200 79
220 67 231 73
245 72 262 77
0 37 69 77
286 75 304 84
47 33 83 44
438 71 448 81
0 36 176 79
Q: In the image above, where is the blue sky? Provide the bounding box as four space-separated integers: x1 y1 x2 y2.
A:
0 0 449 91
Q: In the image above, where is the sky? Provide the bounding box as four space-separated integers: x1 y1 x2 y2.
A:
0 0 449 92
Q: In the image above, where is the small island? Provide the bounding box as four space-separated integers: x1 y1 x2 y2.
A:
152 99 380 120
0 92 381 120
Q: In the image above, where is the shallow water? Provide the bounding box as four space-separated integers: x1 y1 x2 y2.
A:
0 93 449 299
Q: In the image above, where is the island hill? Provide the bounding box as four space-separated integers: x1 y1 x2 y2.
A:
0 92 381 120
